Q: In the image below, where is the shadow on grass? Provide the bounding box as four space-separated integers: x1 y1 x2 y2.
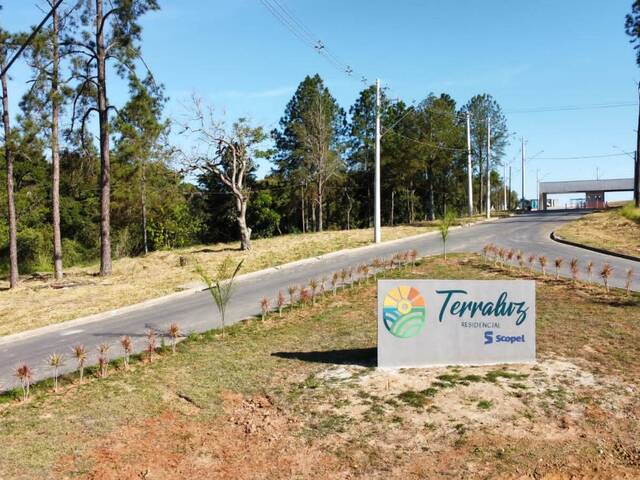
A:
272 347 376 367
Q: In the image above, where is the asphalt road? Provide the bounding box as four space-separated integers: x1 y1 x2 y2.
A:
1 210 637 390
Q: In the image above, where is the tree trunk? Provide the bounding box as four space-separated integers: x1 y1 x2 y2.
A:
236 195 252 250
317 186 323 232
300 185 306 233
140 158 148 254
1 68 18 288
426 164 435 221
311 199 316 232
51 5 63 280
96 0 112 276
390 190 395 226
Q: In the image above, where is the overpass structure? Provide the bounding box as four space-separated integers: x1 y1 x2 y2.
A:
538 178 634 210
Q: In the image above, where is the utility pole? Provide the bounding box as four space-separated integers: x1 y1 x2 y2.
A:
521 137 526 208
503 162 507 210
508 165 512 211
374 78 381 243
635 82 640 207
466 112 473 216
486 116 491 219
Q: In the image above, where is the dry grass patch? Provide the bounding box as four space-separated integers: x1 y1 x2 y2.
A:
555 207 640 258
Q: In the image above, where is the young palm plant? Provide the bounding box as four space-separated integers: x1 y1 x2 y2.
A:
339 269 348 288
538 255 548 277
48 353 65 393
600 263 613 293
299 287 311 305
308 279 318 304
97 343 111 378
506 249 515 270
72 344 87 383
516 251 524 270
554 257 564 280
277 291 286 317
331 273 339 296
260 297 270 321
527 254 536 272
569 258 579 282
120 336 133 370
145 330 157 362
625 268 634 296
168 323 180 354
197 257 244 339
409 249 417 266
15 363 33 402
287 285 297 306
585 261 594 283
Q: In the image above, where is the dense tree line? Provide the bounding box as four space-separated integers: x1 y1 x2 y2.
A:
1 2 514 287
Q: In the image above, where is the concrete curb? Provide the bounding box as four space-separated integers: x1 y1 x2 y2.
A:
0 216 504 346
550 231 640 263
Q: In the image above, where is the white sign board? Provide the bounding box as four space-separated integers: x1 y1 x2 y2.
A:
377 280 536 368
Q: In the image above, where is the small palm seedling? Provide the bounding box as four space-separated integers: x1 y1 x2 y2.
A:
538 255 548 277
482 244 491 262
361 264 370 282
497 247 506 266
320 276 327 294
506 249 515 269
72 344 87 383
97 343 111 378
120 336 133 370
277 291 286 317
356 265 365 284
197 257 244 339
260 297 270 321
287 285 297 306
409 249 418 266
346 267 354 285
168 323 180 354
145 330 157 363
600 263 613 293
625 268 634 296
331 272 339 295
15 363 33 402
569 258 579 281
371 258 382 278
299 287 311 305
554 257 564 280
586 261 594 283
516 251 524 270
339 269 348 287
527 254 536 271
308 278 319 304
48 353 65 393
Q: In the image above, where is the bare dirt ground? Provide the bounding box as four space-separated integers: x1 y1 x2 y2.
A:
61 358 640 479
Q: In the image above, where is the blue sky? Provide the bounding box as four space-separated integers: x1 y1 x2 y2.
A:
3 0 639 201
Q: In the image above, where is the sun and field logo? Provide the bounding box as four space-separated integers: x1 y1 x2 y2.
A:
383 286 426 338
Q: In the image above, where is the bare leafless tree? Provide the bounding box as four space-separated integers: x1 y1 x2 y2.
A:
294 95 342 232
181 96 265 250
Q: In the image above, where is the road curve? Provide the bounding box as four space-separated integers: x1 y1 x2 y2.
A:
0 211 637 389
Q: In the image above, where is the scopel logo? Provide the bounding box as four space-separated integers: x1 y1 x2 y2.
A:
383 286 426 338
484 330 526 345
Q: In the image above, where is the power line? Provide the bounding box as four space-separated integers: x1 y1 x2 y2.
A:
257 0 366 83
535 152 635 160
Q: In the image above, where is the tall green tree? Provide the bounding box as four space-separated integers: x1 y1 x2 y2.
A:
0 26 19 287
271 74 346 232
67 0 159 275
112 74 169 254
463 94 508 213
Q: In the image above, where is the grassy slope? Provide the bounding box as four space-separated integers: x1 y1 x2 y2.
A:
0 255 638 479
555 206 640 258
0 225 437 336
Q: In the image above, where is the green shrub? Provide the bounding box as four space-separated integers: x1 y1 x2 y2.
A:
16 227 52 272
620 202 640 223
